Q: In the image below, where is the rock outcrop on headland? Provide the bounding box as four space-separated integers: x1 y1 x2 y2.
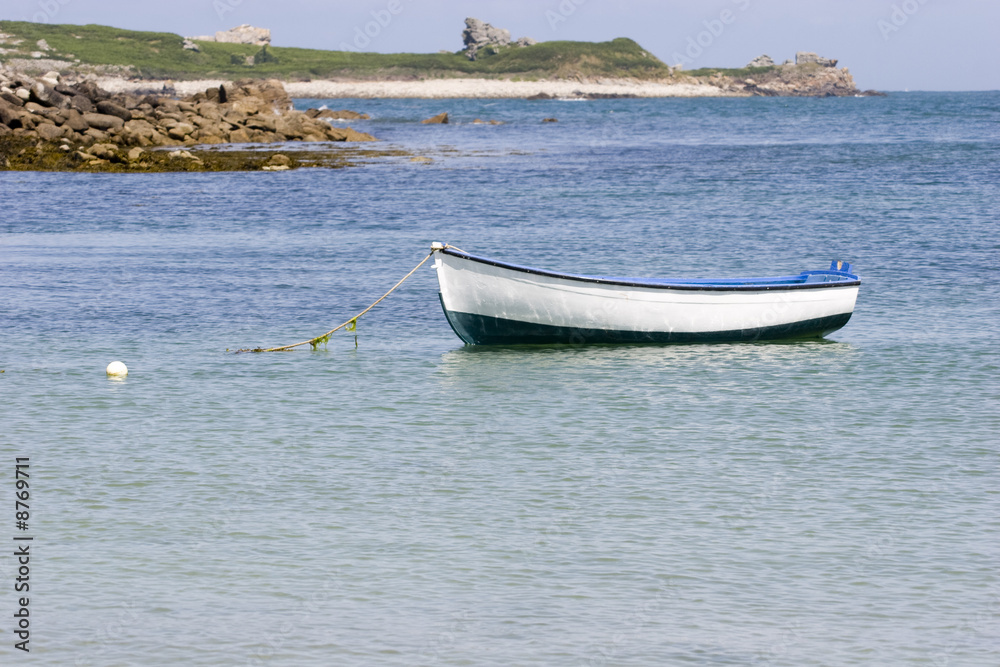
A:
795 52 837 68
462 18 536 61
701 53 878 97
188 24 271 46
0 68 375 156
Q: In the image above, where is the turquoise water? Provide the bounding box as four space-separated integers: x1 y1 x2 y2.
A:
1 93 998 665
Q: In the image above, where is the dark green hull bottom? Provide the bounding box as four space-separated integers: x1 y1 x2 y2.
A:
441 304 853 346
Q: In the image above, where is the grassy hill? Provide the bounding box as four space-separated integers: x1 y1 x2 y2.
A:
0 21 675 81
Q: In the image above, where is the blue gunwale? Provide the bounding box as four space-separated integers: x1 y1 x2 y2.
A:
441 248 861 292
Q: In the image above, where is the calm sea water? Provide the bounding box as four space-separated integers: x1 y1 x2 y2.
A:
1 93 998 666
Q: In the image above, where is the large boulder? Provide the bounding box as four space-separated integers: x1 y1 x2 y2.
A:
96 100 133 122
166 123 196 140
121 119 159 146
29 82 70 109
70 95 96 114
1 91 24 107
795 52 838 67
63 110 90 133
0 101 23 128
82 113 125 131
35 122 67 141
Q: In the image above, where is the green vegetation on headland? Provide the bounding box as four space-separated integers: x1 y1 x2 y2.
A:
685 66 777 78
0 21 674 81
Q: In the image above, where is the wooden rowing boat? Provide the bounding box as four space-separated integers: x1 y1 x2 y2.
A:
430 244 860 345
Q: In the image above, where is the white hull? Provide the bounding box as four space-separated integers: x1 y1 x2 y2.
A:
432 248 860 345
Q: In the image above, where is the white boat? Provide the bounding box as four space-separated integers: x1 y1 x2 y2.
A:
430 244 860 345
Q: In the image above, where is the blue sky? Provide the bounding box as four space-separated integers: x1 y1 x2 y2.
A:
6 0 998 90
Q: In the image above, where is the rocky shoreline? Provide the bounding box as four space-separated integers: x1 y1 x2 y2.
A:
0 68 379 171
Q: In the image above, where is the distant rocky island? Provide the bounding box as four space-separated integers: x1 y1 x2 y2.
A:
0 17 880 99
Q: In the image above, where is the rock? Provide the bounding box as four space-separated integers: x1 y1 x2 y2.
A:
0 102 22 128
262 165 289 171
746 54 775 68
334 128 376 142
307 108 370 120
89 143 119 160
213 24 271 46
24 102 46 114
182 39 200 52
69 150 96 164
63 110 89 132
267 154 290 167
121 119 158 146
82 113 124 131
225 78 292 113
231 96 267 115
245 115 276 132
167 123 196 140
195 103 222 121
70 95 95 114
36 40 51 51
410 156 432 164
526 92 554 100
15 88 30 101
83 128 109 143
421 112 449 125
795 52 838 67
40 70 59 86
228 127 252 143
193 131 225 144
35 122 66 141
515 37 537 47
463 17 511 50
29 82 69 109
96 100 132 122
542 117 558 122
167 149 196 159
127 147 145 161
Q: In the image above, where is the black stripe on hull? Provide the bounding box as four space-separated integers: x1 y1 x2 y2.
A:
440 301 853 346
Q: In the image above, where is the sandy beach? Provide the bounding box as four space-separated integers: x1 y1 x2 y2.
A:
92 77 740 99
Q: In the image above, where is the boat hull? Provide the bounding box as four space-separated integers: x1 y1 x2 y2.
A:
433 249 860 346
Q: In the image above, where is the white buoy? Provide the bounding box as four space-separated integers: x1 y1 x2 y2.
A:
106 361 128 377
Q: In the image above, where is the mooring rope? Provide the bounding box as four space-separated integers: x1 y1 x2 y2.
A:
237 244 462 353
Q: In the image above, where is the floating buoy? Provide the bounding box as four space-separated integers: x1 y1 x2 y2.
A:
106 361 128 377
